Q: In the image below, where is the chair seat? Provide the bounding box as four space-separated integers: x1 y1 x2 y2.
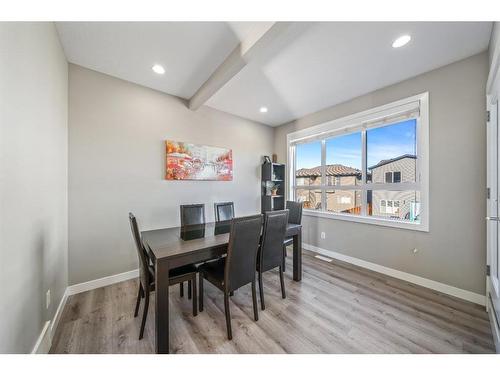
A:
283 236 293 247
198 258 226 289
171 264 198 277
148 264 197 282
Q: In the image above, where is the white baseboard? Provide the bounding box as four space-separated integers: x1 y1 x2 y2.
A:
50 289 69 341
31 289 69 354
303 243 486 306
66 268 139 296
488 296 500 353
31 321 51 354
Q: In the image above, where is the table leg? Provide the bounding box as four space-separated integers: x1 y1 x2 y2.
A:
155 258 170 354
292 230 302 281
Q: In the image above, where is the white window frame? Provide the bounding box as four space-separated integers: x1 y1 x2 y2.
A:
286 92 429 232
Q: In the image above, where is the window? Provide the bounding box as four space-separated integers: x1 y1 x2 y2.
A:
327 190 361 214
385 171 402 183
295 141 322 187
380 199 400 215
295 141 322 209
288 93 429 231
339 196 352 204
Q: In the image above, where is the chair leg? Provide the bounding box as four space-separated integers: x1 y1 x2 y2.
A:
258 271 265 310
251 280 259 321
282 245 287 272
199 274 204 312
180 282 184 297
139 292 149 340
134 283 142 317
192 276 198 316
279 266 286 299
224 292 232 340
188 280 192 300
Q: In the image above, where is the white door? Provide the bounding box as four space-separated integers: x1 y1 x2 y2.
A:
487 80 500 352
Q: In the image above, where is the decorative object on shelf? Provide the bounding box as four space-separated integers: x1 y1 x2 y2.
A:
165 140 232 181
267 182 279 196
261 162 285 213
272 154 277 163
263 155 271 164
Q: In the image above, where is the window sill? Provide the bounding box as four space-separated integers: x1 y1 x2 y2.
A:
302 209 429 232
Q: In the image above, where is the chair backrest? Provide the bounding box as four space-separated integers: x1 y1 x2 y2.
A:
224 214 263 292
214 202 234 222
180 204 205 226
128 213 151 288
259 210 289 272
286 201 303 225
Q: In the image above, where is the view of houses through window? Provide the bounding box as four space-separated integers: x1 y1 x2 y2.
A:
293 118 421 223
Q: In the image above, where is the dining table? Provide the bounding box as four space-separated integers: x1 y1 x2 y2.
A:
141 219 302 354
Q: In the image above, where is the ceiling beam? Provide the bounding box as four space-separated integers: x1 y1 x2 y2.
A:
188 22 294 111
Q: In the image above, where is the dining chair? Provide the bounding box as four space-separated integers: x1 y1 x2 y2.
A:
179 204 205 296
197 214 263 340
282 201 303 272
257 210 289 310
129 213 198 340
214 201 234 222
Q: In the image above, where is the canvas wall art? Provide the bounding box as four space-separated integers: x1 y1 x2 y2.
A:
165 140 233 181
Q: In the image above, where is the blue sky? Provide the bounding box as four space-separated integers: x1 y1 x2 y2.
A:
296 119 416 170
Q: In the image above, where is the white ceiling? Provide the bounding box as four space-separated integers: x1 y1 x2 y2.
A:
56 22 492 127
56 22 245 98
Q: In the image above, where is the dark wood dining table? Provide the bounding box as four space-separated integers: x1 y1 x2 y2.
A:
141 220 302 354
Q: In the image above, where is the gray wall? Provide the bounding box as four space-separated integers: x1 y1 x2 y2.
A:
68 64 274 285
0 23 68 353
274 52 488 295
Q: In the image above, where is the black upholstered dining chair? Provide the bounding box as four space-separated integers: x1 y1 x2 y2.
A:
198 214 263 340
257 210 289 310
180 204 205 226
129 213 198 340
214 202 234 222
179 204 205 296
282 201 303 272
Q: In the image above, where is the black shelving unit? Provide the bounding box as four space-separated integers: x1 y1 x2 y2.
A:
261 162 285 213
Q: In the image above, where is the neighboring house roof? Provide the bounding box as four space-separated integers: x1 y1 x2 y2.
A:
296 164 361 178
368 154 416 170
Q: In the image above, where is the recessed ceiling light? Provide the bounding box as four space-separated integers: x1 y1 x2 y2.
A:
152 64 165 75
392 35 411 48
259 107 268 113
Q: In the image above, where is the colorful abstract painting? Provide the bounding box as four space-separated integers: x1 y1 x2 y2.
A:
166 140 233 181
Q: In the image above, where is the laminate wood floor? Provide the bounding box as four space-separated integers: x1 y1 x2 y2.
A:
50 250 495 354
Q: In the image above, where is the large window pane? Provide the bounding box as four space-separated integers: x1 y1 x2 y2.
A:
296 188 322 210
368 190 421 222
367 119 417 184
326 190 361 215
295 141 322 186
325 132 362 186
